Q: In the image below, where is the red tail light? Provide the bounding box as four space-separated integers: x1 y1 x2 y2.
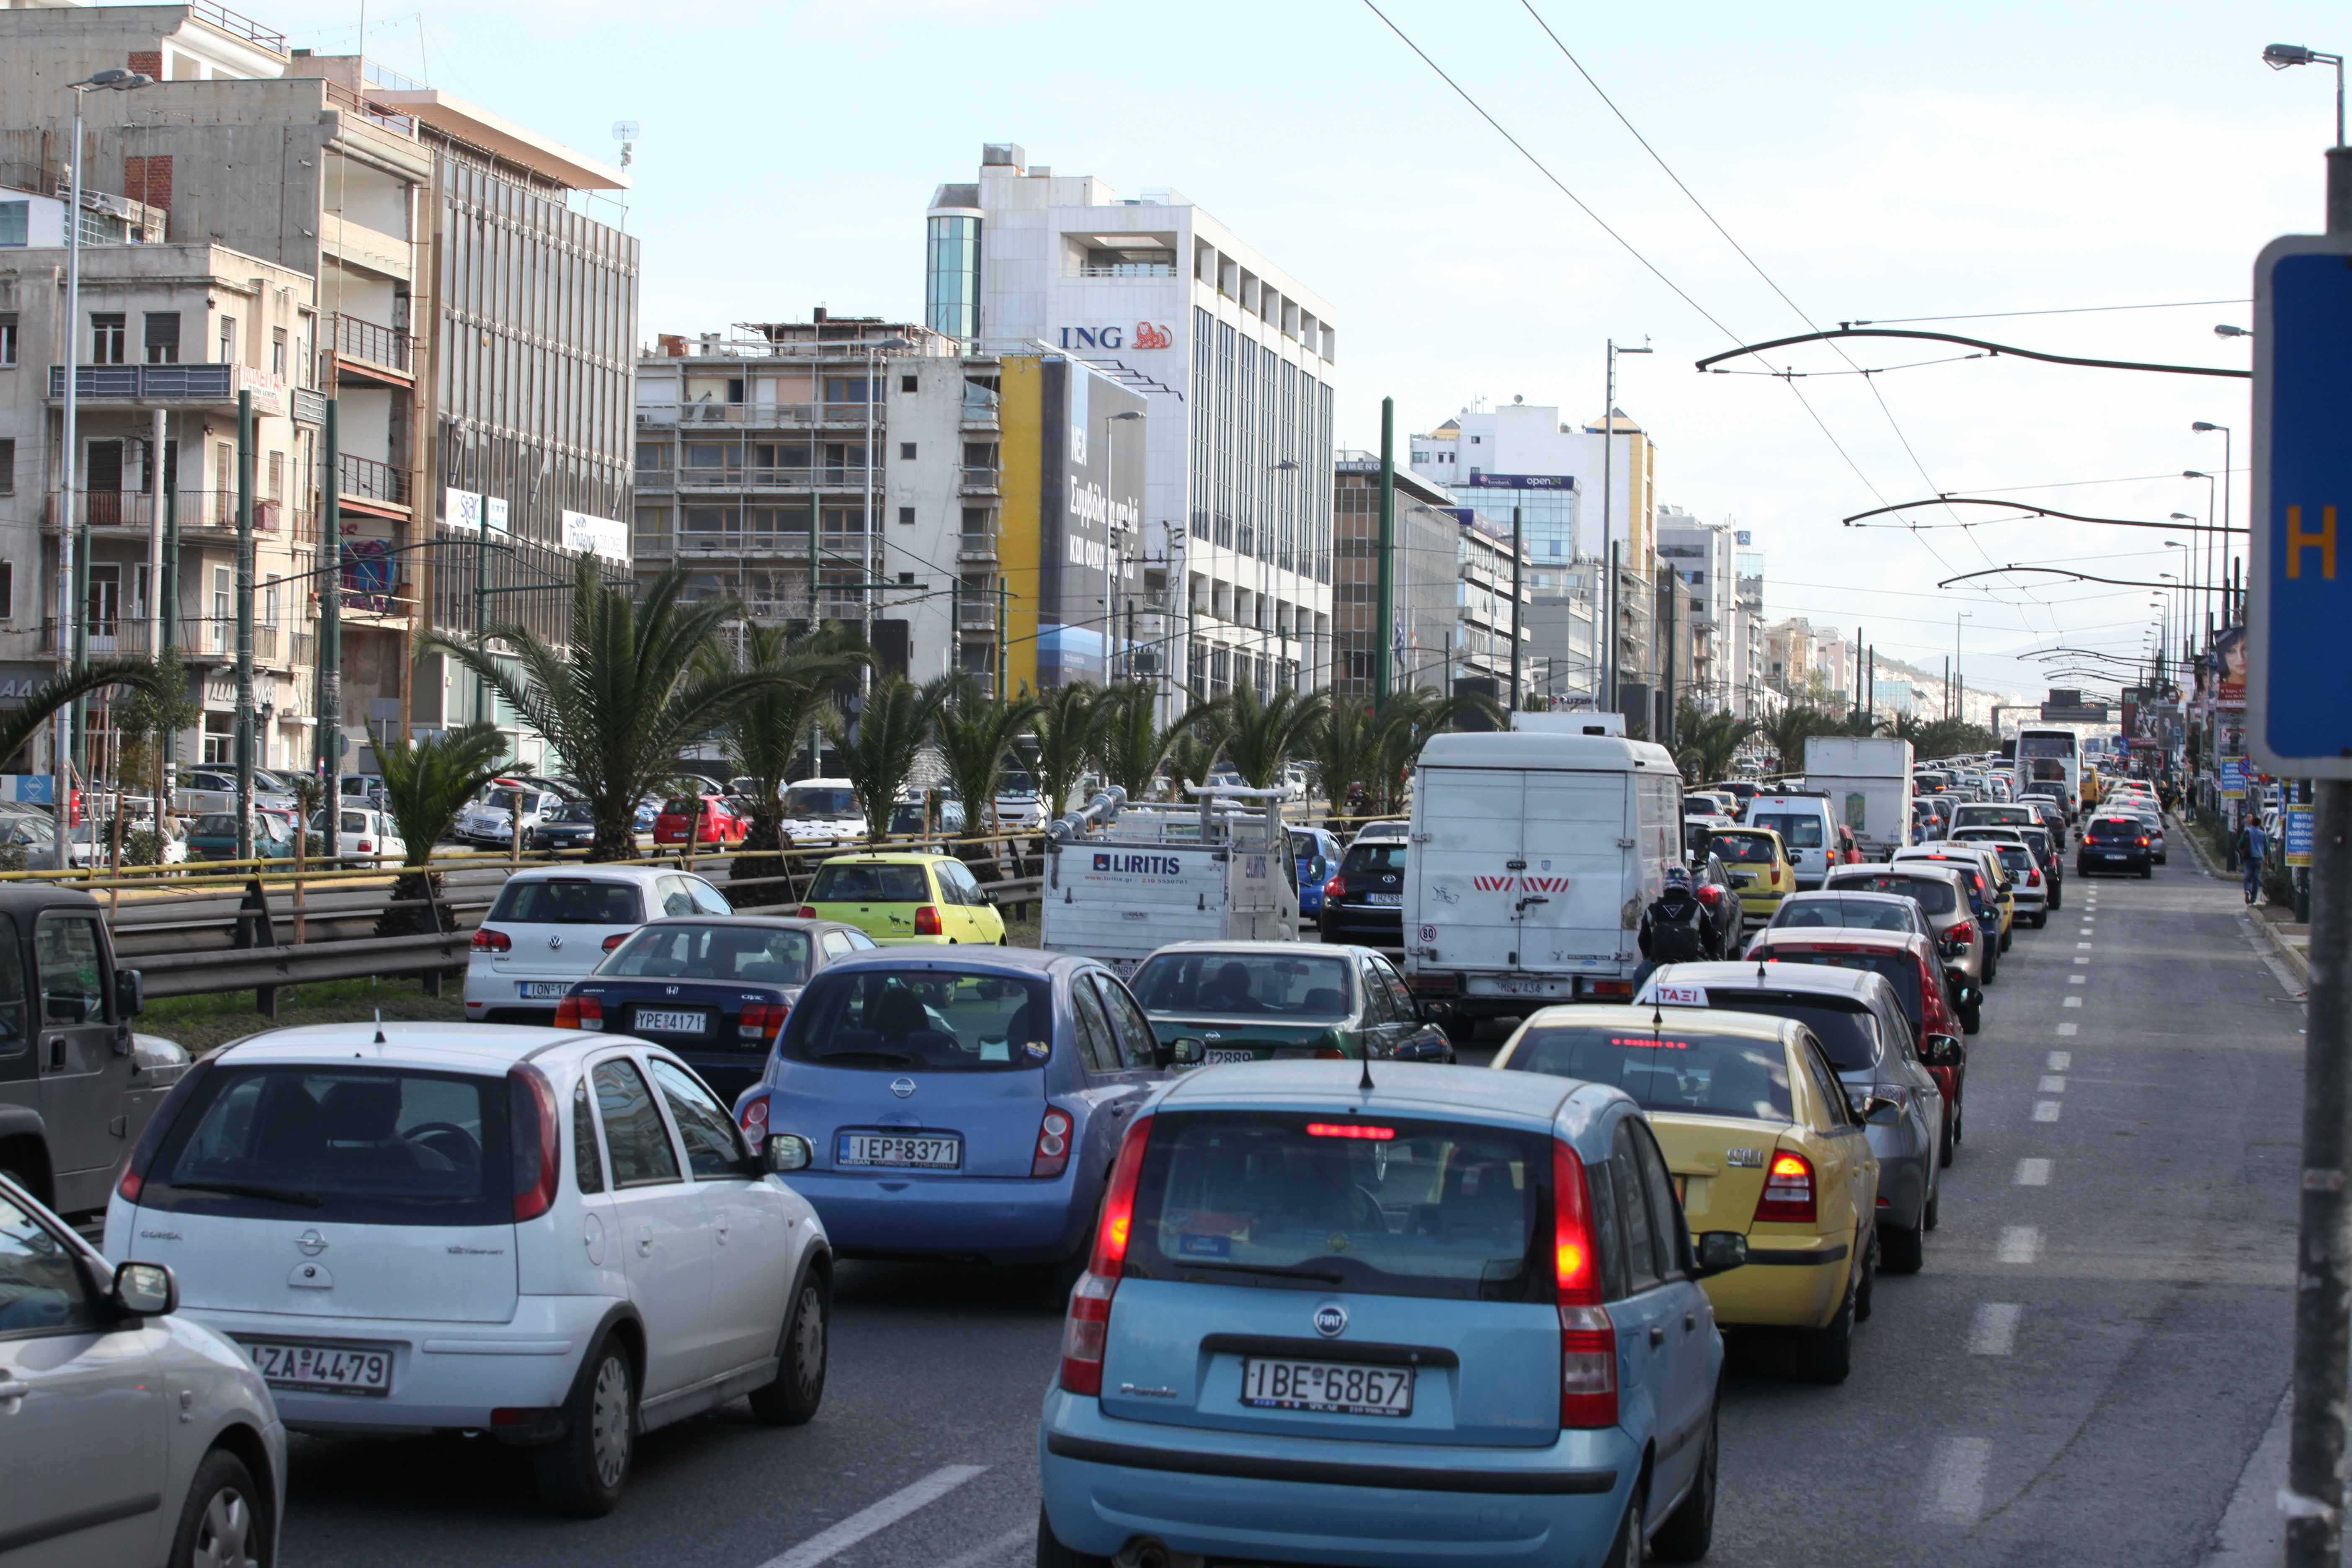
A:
2136 836 2150 848
1324 874 1345 900
602 932 629 952
1553 1140 1617 1428
116 1057 213 1203
1696 883 1723 906
552 994 603 1030
739 1001 789 1042
1032 1107 1073 1178
1585 980 1635 999
796 905 818 919
738 1095 770 1147
471 926 512 953
356 839 373 853
1947 922 1974 948
2027 868 2041 886
915 905 944 936
1060 1115 1154 1395
1754 1150 1817 1225
507 1065 561 1222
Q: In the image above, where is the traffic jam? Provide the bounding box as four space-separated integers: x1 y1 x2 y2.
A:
12 723 2107 1568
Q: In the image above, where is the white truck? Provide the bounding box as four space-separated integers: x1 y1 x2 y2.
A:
1402 730 1684 1027
1040 787 1299 975
1802 735 1917 860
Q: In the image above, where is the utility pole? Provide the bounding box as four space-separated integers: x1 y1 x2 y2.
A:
234 389 256 863
320 399 342 863
1509 504 1523 714
1375 397 1395 711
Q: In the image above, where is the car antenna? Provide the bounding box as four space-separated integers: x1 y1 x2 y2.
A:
372 1008 386 1045
1755 954 1768 983
1359 1048 1375 1092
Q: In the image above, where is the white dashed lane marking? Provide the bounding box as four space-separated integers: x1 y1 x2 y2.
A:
2038 1076 2066 1093
2017 1158 2052 1185
2063 996 2081 1007
1968 1303 2024 1356
1920 1436 1994 1525
2033 1100 2063 1122
2048 1052 2071 1070
2056 1022 2079 1037
1997 1226 2043 1264
756 1466 990 1568
2073 957 2090 965
2068 974 2085 984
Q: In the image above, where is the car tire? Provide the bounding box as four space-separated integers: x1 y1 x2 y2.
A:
1959 1001 1981 1035
1939 1108 1955 1168
1798 1259 1859 1384
1881 1215 1925 1274
2029 910 2048 929
1999 924 2012 952
1924 1173 1942 1230
169 1447 271 1568
748 1275 828 1426
1604 1471 1650 1568
2141 865 2154 879
1036 1504 1114 1568
1649 1399 1717 1563
534 1331 636 1517
1853 1230 1877 1321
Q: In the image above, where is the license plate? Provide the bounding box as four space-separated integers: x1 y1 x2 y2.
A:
1362 893 1402 906
518 982 568 999
633 1008 709 1034
1204 1048 1258 1064
1240 1357 1414 1418
838 1132 962 1168
241 1339 393 1395
1469 976 1574 998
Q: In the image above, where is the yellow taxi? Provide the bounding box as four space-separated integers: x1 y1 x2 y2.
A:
1703 826 1795 926
1493 1003 1885 1382
798 852 1007 946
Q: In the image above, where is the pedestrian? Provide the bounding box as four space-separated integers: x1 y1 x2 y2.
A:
2237 817 2268 905
1635 866 1708 985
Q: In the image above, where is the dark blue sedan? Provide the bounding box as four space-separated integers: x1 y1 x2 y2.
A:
732 949 1190 1276
557 916 877 1102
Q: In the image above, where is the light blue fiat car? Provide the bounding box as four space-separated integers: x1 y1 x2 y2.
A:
1036 1061 1745 1568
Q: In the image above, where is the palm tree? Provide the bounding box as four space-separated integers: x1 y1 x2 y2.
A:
422 558 786 861
0 657 165 774
1369 688 1502 812
1023 681 1099 820
110 648 202 833
1163 718 1227 805
1308 698 1381 826
932 679 1041 857
823 675 949 845
702 621 869 905
1198 680 1329 790
1758 703 1828 776
372 722 514 936
1093 683 1198 802
1674 704 1756 784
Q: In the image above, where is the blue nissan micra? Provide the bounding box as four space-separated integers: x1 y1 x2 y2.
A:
734 949 1181 1273
1037 1061 1745 1568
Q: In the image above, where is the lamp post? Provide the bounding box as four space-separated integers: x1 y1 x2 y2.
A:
859 335 909 698
2191 422 2233 656
2184 470 2219 644
2266 41 2348 147
1599 338 1650 714
1953 611 1972 723
52 66 153 868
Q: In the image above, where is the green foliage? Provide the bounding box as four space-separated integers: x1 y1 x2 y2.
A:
1308 699 1381 824
0 657 167 772
121 829 164 867
1196 681 1329 790
1368 688 1502 812
1023 682 1100 819
1758 704 1834 774
1093 683 1199 801
375 722 513 870
934 679 1042 835
704 620 869 848
1673 704 1758 784
1163 720 1227 803
823 676 950 845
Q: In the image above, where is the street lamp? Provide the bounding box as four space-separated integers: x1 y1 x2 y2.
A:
1599 338 1651 714
2214 324 2251 339
1098 407 1145 683
2265 42 2347 147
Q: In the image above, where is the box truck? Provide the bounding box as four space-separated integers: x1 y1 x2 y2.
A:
1803 735 1917 860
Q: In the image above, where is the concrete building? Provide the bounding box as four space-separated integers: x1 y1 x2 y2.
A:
1656 506 1737 714
924 143 1333 701
1331 457 1455 708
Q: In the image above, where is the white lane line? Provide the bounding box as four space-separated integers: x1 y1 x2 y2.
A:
757 1465 990 1568
1920 1436 1993 1524
2076 942 2095 950
2068 974 2086 984
2033 1100 2063 1122
1968 1303 2024 1355
2017 1158 2052 1186
935 1526 1037 1568
2063 995 2081 1008
2073 957 2090 965
2048 1051 2071 1070
2039 1075 2067 1093
2056 1022 2079 1037
1996 1226 2042 1264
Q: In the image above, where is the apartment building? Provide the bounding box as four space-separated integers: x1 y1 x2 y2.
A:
1656 506 1739 715
924 143 1333 703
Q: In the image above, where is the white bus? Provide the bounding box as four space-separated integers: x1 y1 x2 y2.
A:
2014 727 2082 817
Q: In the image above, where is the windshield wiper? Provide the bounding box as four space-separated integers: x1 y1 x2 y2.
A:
167 1179 325 1208
1175 1260 1346 1285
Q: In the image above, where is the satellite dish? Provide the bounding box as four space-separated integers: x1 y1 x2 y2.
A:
611 120 640 141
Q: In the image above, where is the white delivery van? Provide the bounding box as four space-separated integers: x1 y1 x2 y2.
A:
1040 789 1299 975
1402 730 1682 1025
1803 735 1916 861
1746 792 1839 887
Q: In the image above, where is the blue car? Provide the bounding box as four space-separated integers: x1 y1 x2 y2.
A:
733 949 1181 1271
1289 827 1342 918
1037 1061 1745 1568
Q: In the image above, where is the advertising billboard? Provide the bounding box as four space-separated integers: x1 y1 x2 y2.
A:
1006 357 1146 690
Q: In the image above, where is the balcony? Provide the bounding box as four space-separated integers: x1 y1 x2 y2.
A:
43 490 275 534
959 392 1001 428
956 531 999 562
958 467 1001 495
47 362 255 409
190 0 288 49
329 313 414 384
338 452 409 509
292 632 317 667
957 601 1000 630
638 401 878 430
671 466 872 493
40 617 155 655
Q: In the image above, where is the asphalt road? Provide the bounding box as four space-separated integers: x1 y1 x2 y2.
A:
282 833 2305 1568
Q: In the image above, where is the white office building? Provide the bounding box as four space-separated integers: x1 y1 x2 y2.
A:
924 144 1335 700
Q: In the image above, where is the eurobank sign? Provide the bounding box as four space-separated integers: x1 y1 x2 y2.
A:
1057 322 1175 351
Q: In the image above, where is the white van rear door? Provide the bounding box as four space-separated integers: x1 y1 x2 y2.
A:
1409 767 1526 971
1516 770 1639 964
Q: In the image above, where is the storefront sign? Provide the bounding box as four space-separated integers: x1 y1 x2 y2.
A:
1465 473 1579 491
2286 802 2316 868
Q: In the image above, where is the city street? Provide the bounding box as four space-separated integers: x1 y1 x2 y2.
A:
277 835 2303 1568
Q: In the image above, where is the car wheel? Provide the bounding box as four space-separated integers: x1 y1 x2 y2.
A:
1939 1107 1955 1168
534 1331 636 1516
169 1448 269 1568
748 1275 828 1426
1036 1504 1114 1568
2030 910 2048 929
1924 1172 1943 1230
1798 1259 1858 1384
1604 1471 1650 1568
1960 1001 1981 1035
1854 1229 1877 1321
1649 1398 1717 1563
2141 865 2154 879
1999 924 2012 952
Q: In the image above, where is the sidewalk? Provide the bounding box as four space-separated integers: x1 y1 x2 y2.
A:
2178 810 2310 984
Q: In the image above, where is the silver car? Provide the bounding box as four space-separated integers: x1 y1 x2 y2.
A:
1949 828 2050 927
0 1173 284 1568
1822 862 1988 1032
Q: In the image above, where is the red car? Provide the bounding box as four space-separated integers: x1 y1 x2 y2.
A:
1746 926 1969 1166
652 794 747 846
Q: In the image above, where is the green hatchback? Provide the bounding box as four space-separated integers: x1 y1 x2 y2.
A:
1127 941 1454 1064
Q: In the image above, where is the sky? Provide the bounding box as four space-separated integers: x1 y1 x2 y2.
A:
257 0 2339 705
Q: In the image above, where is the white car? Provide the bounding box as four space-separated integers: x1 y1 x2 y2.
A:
3 1172 286 1566
456 781 566 848
309 806 408 864
103 1023 830 1516
1949 827 2050 926
780 778 867 843
466 864 733 1024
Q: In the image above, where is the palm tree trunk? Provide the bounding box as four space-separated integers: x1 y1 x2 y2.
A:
729 810 791 908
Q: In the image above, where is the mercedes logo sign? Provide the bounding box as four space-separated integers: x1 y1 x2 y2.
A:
1312 1302 1348 1338
890 1077 917 1099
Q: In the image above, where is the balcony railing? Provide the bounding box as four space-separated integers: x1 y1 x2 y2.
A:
650 528 867 557
43 490 275 532
957 601 1000 629
672 467 872 490
41 617 155 655
321 79 417 137
48 363 242 403
638 401 879 428
957 532 999 560
331 313 413 374
339 452 408 506
191 0 287 50
292 632 317 667
959 467 1001 492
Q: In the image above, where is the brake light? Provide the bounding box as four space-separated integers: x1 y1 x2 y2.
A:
915 905 944 936
357 839 373 853
1754 1150 1817 1225
1306 1122 1395 1140
1553 1140 1617 1428
1324 874 1345 900
1032 1107 1073 1178
2136 836 2149 848
1060 1115 1154 1395
1947 922 1973 948
2027 868 2041 886
740 1001 789 1042
602 932 629 952
553 994 603 1030
507 1064 561 1222
739 1096 770 1147
471 926 512 953
796 906 818 918
1585 979 1635 999
116 1057 214 1203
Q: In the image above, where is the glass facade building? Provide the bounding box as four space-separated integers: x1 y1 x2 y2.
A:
925 214 980 344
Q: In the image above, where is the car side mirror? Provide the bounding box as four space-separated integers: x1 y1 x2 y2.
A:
1416 998 1452 1024
763 1133 814 1174
1921 1034 1963 1068
1168 1036 1207 1067
115 969 143 1021
1864 1096 1903 1127
112 1259 175 1318
1692 1231 1747 1278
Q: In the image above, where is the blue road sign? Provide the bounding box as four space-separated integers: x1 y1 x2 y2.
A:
2251 235 2352 774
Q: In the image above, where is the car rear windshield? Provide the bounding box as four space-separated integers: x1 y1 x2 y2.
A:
1711 832 1779 865
1507 1024 1795 1122
487 878 644 925
1132 951 1351 1019
1340 843 1406 875
603 923 810 985
662 797 722 815
1761 951 1924 1024
194 814 235 836
1959 807 2033 825
1125 1110 1552 1304
1829 873 1957 915
2087 818 2143 842
785 787 859 818
809 862 931 903
142 1065 512 1226
1771 896 1915 934
778 969 1050 1070
1682 991 1879 1072
1751 812 1823 848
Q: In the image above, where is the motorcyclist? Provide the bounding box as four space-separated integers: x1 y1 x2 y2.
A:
1637 866 1713 982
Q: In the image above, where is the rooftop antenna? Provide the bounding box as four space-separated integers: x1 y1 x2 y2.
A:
611 120 639 170
372 1008 386 1044
1755 954 1769 983
1359 1050 1375 1092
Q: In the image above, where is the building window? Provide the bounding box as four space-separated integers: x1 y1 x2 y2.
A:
202 711 232 765
900 442 916 461
271 327 287 378
632 441 669 470
900 374 918 394
898 571 915 586
0 315 14 366
209 566 230 654
217 316 236 365
264 575 280 627
267 451 283 500
0 438 11 495
897 506 914 526
90 314 126 365
0 202 26 248
144 312 179 364
0 562 12 621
